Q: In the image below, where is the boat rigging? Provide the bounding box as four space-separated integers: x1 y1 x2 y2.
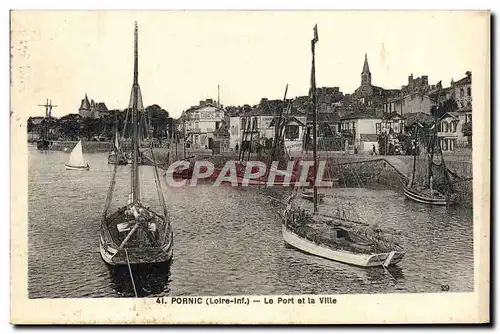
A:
99 22 173 267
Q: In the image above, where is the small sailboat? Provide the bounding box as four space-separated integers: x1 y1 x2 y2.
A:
65 140 90 170
282 25 404 268
108 129 128 165
99 22 173 267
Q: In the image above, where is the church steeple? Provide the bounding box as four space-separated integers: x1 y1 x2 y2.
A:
361 53 371 86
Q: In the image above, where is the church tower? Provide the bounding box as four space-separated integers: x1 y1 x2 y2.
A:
361 53 371 87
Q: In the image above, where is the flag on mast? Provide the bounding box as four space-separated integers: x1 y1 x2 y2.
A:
310 24 318 99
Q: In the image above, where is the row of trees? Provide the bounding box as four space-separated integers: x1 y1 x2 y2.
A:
28 105 173 141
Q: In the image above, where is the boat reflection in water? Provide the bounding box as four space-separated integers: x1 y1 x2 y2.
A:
108 260 173 297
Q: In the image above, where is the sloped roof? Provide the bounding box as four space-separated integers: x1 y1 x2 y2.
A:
360 134 379 142
382 112 403 120
340 111 380 121
308 112 340 123
402 112 434 126
79 94 90 110
96 102 108 112
441 112 460 120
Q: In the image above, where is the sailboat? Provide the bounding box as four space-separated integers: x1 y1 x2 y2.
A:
108 129 128 165
282 25 404 268
402 98 459 206
36 99 57 150
99 22 173 267
65 140 90 170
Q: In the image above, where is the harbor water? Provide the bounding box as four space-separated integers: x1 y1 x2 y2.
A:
28 148 474 298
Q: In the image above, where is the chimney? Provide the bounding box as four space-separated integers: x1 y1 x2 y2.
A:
466 71 472 80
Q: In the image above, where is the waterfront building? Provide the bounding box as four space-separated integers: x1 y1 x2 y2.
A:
213 118 230 152
339 112 382 152
429 72 472 151
229 104 307 154
78 93 109 118
183 99 224 149
437 112 465 151
376 112 405 135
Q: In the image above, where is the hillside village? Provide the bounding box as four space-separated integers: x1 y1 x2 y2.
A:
28 53 472 156
178 54 472 155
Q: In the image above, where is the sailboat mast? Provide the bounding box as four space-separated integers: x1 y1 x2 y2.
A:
130 22 140 202
427 88 441 187
310 24 319 213
270 84 288 164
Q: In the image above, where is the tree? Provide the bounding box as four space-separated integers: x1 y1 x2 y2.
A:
82 117 102 140
59 114 81 140
27 118 34 133
146 104 169 138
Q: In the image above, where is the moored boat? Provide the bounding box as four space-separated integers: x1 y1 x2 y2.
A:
402 112 459 206
282 218 404 267
36 99 57 151
282 25 404 269
108 128 128 165
99 22 173 267
402 184 451 206
301 188 325 202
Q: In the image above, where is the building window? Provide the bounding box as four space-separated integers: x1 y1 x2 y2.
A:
252 117 258 130
215 122 220 130
460 88 464 97
467 87 471 96
285 125 299 140
241 118 246 130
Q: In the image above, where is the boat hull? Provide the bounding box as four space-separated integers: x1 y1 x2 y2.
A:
65 164 90 170
402 185 453 206
301 191 326 202
99 228 174 267
282 224 404 267
108 154 128 165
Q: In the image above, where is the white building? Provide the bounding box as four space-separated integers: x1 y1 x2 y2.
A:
229 109 307 154
183 99 224 149
340 112 382 152
437 111 469 151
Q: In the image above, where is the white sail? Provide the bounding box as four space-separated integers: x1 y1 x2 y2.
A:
115 130 120 150
67 140 86 167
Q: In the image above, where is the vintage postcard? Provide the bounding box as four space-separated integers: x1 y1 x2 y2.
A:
10 10 490 324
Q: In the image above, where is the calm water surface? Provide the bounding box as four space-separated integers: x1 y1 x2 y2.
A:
28 147 474 298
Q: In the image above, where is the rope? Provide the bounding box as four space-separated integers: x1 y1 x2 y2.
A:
102 158 119 221
124 248 138 298
375 255 397 282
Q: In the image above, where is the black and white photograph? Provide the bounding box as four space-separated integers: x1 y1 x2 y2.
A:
10 10 490 324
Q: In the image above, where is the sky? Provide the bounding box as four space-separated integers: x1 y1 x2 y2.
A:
11 10 488 119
